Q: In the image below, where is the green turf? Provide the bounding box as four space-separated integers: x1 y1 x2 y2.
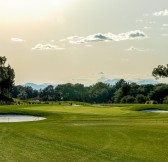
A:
0 104 168 162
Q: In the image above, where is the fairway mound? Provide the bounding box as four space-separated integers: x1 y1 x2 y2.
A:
142 109 168 113
0 114 46 123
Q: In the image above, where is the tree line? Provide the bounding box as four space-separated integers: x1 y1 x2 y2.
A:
10 80 168 104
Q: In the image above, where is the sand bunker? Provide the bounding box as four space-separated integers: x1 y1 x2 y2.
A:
142 109 168 113
0 114 46 123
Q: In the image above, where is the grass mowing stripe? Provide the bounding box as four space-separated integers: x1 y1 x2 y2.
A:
0 104 168 161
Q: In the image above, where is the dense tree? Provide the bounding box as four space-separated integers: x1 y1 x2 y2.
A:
113 82 130 103
73 84 87 102
39 85 55 101
152 65 168 79
55 83 75 101
121 95 135 103
8 79 168 104
11 85 25 98
135 94 148 104
11 85 39 100
55 83 87 102
149 84 168 103
138 84 154 96
88 82 111 103
17 91 28 100
0 56 15 97
163 96 168 104
114 79 127 90
129 83 140 96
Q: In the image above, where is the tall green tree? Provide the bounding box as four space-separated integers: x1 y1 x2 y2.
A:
88 82 111 103
40 85 55 101
113 82 130 103
152 65 168 79
0 56 15 97
149 84 168 103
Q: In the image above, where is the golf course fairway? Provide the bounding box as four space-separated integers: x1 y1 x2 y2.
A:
0 104 168 162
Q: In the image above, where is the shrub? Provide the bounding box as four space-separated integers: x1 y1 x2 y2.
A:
145 100 158 104
163 96 168 104
135 94 148 104
121 96 135 103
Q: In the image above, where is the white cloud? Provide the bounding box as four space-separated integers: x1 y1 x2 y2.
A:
32 43 64 50
153 9 168 16
11 38 24 42
64 30 148 44
162 24 168 27
126 46 148 52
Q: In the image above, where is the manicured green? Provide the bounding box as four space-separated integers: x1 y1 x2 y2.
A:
0 104 168 162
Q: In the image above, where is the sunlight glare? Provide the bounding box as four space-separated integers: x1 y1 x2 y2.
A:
1 0 62 12
0 0 63 21
52 0 62 8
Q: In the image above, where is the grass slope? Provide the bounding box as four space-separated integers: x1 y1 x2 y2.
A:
0 104 168 162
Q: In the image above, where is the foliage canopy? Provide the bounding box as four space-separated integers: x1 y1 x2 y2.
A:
0 56 15 98
152 64 168 79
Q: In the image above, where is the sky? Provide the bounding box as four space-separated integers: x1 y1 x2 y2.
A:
0 0 168 85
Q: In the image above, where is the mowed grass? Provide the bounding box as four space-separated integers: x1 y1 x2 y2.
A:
0 104 168 162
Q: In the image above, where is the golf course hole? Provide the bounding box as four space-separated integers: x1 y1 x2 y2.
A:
142 109 168 113
0 114 46 123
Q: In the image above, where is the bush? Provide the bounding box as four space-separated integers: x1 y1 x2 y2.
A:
135 94 148 104
163 96 168 104
0 94 13 102
121 96 135 103
145 100 158 104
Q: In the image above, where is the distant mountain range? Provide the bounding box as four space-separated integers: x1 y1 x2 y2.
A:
23 83 57 90
103 79 159 85
136 79 158 85
23 79 161 90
